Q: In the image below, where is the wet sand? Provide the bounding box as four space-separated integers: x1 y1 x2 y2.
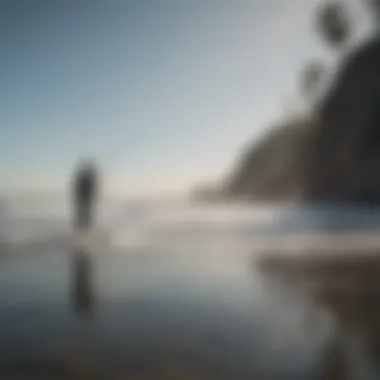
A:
0 247 325 380
1 236 380 379
257 245 380 380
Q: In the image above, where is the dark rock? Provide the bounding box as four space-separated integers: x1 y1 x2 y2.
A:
304 35 380 204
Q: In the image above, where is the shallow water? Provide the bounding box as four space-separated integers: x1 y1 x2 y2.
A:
0 245 333 379
0 204 380 379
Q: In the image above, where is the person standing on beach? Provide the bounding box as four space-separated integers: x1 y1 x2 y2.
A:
72 160 98 233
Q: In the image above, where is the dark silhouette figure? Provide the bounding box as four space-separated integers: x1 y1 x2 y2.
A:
72 160 98 232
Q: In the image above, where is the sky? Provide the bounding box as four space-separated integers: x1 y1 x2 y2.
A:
0 0 373 199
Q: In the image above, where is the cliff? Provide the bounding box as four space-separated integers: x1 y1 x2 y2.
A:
223 117 310 201
220 34 380 203
304 35 380 204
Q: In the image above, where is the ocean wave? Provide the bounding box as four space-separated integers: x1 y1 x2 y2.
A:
2 204 380 253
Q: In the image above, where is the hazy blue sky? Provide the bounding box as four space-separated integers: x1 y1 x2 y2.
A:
0 0 372 198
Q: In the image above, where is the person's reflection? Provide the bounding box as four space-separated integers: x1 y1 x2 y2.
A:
71 249 95 316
